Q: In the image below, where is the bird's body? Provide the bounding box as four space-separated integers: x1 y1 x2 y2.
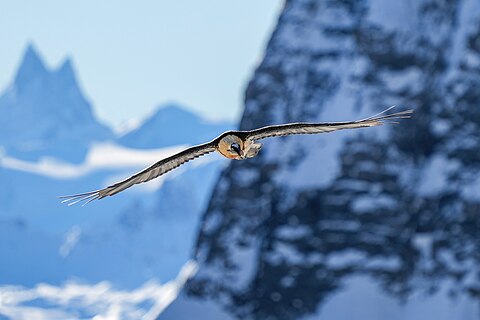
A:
216 132 261 160
60 107 413 205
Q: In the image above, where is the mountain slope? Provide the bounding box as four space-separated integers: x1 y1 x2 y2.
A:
160 0 480 319
0 44 112 163
119 103 233 149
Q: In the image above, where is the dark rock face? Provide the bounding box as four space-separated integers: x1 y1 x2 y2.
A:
182 0 480 319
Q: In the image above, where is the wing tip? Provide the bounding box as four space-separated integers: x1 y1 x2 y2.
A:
370 106 414 125
58 190 101 206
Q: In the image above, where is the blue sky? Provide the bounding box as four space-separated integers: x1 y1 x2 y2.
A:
0 0 282 128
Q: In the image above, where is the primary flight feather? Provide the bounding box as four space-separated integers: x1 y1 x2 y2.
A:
60 107 413 205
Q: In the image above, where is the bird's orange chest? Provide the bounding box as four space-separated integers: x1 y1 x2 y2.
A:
223 153 238 159
217 146 239 159
217 135 244 160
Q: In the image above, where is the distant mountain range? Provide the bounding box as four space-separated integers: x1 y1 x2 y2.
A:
0 44 232 291
0 44 233 163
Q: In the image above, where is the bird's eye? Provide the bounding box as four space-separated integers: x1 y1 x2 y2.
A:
230 143 240 154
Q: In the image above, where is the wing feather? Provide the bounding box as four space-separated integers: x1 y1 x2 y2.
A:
59 142 216 205
245 107 413 141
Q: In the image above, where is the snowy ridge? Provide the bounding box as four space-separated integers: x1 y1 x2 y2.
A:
0 143 186 179
0 261 198 320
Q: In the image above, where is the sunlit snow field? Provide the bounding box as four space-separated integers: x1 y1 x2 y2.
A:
0 261 198 320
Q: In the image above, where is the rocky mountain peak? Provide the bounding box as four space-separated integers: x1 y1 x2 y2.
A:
13 44 48 91
0 44 112 163
160 0 480 319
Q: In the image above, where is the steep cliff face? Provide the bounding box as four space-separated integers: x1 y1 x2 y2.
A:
162 0 480 319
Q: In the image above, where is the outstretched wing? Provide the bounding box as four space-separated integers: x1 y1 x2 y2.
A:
245 107 413 141
60 142 216 205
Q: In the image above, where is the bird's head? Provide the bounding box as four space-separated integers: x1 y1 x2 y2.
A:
217 135 246 160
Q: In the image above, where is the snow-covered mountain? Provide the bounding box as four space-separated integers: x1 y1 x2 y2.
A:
119 103 233 149
0 45 113 163
161 0 480 319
